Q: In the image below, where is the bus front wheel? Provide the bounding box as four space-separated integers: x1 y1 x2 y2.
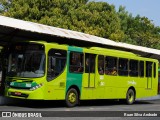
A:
65 88 79 107
126 89 135 105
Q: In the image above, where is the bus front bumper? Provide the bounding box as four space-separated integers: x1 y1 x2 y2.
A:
5 87 44 100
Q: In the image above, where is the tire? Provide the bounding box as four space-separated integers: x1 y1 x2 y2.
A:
126 89 135 105
65 88 79 107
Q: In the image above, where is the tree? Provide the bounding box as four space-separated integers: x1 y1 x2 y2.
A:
1 0 124 41
67 2 124 41
1 0 160 49
0 0 12 13
117 6 160 49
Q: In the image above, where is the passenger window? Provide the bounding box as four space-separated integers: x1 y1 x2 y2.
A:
146 61 152 77
154 62 156 78
118 58 128 76
139 61 144 77
105 56 117 76
85 53 96 73
70 52 84 73
47 49 67 81
129 60 138 77
98 55 104 75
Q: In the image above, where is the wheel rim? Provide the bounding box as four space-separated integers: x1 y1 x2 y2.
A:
128 92 134 103
68 92 76 103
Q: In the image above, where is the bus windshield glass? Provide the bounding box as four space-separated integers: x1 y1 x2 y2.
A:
7 43 45 78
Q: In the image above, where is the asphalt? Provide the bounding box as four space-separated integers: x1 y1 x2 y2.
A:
136 94 160 101
0 94 160 105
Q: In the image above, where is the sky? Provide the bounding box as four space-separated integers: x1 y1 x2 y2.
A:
93 0 160 27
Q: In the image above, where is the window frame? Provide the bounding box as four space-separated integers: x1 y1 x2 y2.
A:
139 61 144 77
105 56 118 76
154 62 156 78
118 58 129 76
129 59 138 77
47 49 67 81
146 61 153 77
98 55 104 75
85 53 96 73
69 52 84 73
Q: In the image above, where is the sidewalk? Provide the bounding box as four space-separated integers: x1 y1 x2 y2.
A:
136 94 160 101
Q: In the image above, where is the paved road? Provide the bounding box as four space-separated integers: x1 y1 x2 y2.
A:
0 96 160 120
0 98 160 111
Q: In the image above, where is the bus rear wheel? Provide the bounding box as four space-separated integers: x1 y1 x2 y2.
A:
66 88 79 107
126 89 135 105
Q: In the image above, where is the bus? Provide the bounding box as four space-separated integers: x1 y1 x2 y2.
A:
158 68 160 94
4 41 158 107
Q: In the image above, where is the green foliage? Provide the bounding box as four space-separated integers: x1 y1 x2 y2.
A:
0 0 160 49
117 6 160 49
67 2 124 41
0 0 11 13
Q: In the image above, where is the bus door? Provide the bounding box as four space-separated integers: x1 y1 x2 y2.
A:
84 53 96 88
146 61 153 89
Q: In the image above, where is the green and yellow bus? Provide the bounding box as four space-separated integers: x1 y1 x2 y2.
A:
4 41 158 107
158 68 160 94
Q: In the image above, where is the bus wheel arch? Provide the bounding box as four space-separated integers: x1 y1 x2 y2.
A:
65 85 80 107
126 86 136 105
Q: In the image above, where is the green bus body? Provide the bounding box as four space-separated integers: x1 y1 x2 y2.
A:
158 68 160 94
4 41 158 106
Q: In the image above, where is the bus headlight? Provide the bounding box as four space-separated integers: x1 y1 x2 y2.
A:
30 83 43 91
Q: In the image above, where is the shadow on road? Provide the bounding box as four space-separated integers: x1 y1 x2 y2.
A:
81 99 153 106
2 97 154 108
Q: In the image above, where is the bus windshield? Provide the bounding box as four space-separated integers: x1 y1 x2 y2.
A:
7 43 45 78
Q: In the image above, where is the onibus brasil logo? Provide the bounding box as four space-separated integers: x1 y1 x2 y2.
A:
2 112 42 118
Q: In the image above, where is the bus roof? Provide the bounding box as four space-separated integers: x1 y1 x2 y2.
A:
90 47 137 56
0 15 160 60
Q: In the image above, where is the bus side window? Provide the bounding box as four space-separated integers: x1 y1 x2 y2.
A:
85 53 96 73
105 56 117 75
139 61 144 77
129 60 138 77
98 55 104 75
69 52 84 73
146 61 152 77
47 49 67 81
154 62 156 78
158 67 160 85
118 58 128 76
